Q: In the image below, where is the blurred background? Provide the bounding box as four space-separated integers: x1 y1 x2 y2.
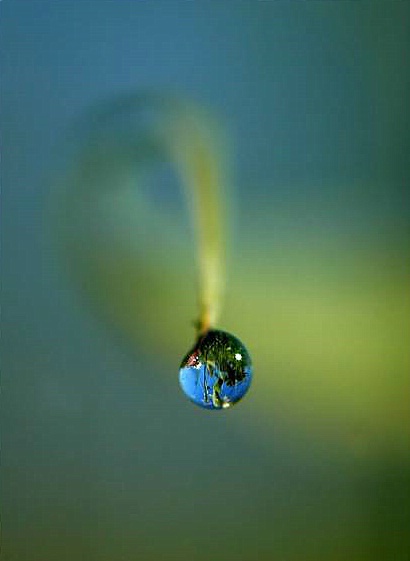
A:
2 3 410 560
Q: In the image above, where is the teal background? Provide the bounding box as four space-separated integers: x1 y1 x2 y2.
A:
2 3 409 560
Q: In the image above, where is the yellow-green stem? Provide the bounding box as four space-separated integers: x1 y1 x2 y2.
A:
168 104 227 335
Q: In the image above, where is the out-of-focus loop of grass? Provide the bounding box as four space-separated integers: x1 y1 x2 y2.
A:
56 94 410 463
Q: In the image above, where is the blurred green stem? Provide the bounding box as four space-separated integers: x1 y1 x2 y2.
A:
168 103 227 335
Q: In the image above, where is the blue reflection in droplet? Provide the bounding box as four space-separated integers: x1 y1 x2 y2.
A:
179 329 252 410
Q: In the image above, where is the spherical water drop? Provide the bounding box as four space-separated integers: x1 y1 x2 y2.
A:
179 329 252 410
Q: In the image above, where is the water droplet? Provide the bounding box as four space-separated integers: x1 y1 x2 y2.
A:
179 329 252 410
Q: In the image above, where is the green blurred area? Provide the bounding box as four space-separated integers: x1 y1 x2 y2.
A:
70 179 410 461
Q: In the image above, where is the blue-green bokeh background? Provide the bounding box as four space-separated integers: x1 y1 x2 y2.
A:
2 3 409 560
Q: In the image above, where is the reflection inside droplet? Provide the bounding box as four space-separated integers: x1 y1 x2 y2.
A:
179 329 252 410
